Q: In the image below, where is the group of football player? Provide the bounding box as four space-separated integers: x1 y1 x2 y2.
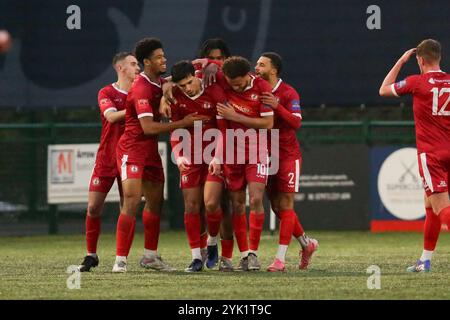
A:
77 37 318 273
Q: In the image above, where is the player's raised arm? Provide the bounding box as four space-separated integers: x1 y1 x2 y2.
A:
379 48 416 97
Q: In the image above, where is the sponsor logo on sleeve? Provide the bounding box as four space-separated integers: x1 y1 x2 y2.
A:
100 98 111 106
291 100 301 111
395 80 406 89
138 99 149 107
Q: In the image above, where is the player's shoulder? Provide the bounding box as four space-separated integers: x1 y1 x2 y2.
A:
278 80 299 96
98 83 114 95
253 76 272 91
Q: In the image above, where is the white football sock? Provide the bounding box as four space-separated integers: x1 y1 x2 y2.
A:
115 256 127 263
240 250 249 259
87 253 97 258
275 245 288 263
420 250 433 262
207 235 218 246
192 248 202 260
143 249 157 259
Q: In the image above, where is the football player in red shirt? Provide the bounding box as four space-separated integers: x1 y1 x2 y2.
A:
160 39 235 271
216 56 274 271
112 38 208 273
255 52 319 272
169 60 228 272
78 52 140 272
379 39 450 272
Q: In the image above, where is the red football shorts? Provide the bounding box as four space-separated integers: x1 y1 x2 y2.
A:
267 158 302 194
223 162 269 192
179 163 223 189
117 154 164 183
418 152 449 197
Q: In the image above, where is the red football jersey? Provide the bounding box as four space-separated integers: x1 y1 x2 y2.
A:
392 70 450 155
95 83 127 176
117 72 165 167
170 83 227 162
272 79 302 160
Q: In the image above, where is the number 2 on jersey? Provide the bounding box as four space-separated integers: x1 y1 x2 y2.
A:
431 87 450 116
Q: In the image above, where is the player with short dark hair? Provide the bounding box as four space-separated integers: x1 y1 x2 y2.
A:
112 38 208 273
169 60 228 272
215 56 274 271
77 52 140 272
379 39 450 272
255 52 318 272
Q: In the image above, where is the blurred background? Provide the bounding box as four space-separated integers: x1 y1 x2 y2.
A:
0 0 449 236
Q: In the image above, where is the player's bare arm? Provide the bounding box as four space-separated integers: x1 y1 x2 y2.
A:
104 109 126 123
379 48 416 97
139 113 210 135
159 96 172 118
216 102 273 129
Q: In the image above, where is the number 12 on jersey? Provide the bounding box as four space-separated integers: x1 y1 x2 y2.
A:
431 87 450 116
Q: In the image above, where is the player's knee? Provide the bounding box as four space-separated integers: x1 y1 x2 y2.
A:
249 193 263 209
205 198 220 214
184 199 201 214
231 202 245 214
87 203 102 218
278 195 294 211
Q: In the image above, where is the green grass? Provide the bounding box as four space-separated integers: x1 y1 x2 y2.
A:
0 231 449 300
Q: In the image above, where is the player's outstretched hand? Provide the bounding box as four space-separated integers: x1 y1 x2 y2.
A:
159 96 172 118
192 58 209 69
162 82 177 105
260 92 279 109
208 158 221 176
182 113 211 127
398 48 417 64
176 156 190 172
203 63 219 87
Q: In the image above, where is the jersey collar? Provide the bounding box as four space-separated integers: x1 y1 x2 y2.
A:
112 82 128 95
272 78 283 93
243 75 256 92
140 72 162 88
426 70 444 73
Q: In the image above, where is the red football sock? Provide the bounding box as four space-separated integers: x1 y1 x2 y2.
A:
116 214 134 256
206 210 223 237
184 213 201 249
86 214 101 254
200 232 207 249
249 212 265 251
232 213 249 253
142 210 160 251
438 206 450 227
126 217 136 257
279 210 296 245
292 213 305 238
424 207 441 251
221 239 234 259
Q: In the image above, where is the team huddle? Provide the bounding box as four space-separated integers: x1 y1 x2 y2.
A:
77 36 450 274
77 37 317 273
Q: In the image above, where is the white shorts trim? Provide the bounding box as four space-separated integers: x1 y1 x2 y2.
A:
260 111 274 117
121 154 128 181
420 153 434 192
295 159 300 192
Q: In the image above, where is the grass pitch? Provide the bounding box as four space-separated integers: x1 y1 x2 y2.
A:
0 231 449 300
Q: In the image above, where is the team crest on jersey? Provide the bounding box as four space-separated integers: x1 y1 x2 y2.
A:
92 178 100 186
131 165 138 173
203 102 212 109
251 94 258 101
100 98 111 106
138 99 149 107
182 175 188 183
180 104 187 108
114 99 122 103
429 78 435 84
